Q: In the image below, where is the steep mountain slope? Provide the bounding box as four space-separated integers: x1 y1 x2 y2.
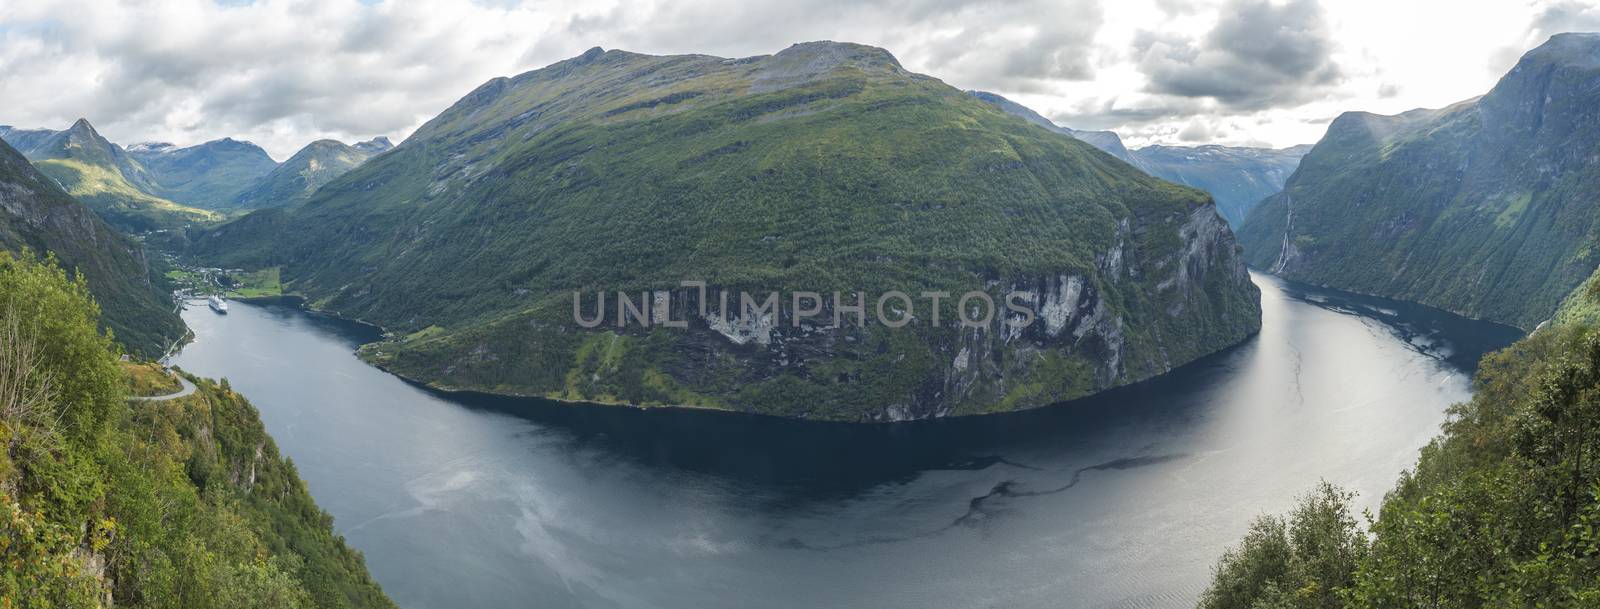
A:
0 137 184 357
0 254 394 608
228 138 386 210
193 42 1260 421
1239 33 1600 330
968 91 1308 226
1134 144 1310 227
128 138 278 210
967 90 1152 171
0 120 219 232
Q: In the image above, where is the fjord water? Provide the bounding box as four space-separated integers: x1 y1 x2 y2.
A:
169 273 1519 609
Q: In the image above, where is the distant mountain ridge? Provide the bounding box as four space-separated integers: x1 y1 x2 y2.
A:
0 136 184 356
127 136 278 209
1 121 393 219
967 91 1308 226
228 137 390 210
0 119 219 232
1238 33 1600 330
1134 144 1311 226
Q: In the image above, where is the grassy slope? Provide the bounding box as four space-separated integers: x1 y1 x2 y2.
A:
35 158 221 232
1238 34 1600 331
193 43 1259 419
0 139 185 357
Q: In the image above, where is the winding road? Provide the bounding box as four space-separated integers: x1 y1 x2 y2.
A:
128 376 197 402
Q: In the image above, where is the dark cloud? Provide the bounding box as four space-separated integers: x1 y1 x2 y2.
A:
1134 0 1342 110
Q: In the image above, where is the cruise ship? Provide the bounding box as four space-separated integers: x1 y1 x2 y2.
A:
208 295 229 314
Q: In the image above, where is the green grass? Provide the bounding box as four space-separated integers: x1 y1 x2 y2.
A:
221 266 281 298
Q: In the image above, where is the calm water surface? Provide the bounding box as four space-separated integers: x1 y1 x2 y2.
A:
168 273 1521 609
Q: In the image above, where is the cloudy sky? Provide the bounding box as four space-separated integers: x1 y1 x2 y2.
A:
2 0 1597 160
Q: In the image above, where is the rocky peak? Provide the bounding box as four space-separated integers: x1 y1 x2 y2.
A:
68 117 97 135
353 136 393 154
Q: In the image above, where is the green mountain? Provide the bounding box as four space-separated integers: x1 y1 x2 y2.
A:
0 120 220 232
1132 144 1310 227
1238 33 1600 330
967 90 1152 171
0 136 184 357
0 252 394 608
127 138 278 210
228 138 388 210
968 91 1309 227
191 41 1260 421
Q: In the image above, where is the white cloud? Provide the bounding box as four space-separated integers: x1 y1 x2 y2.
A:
0 0 1585 156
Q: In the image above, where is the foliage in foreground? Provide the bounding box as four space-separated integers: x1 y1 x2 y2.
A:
0 252 393 608
1198 324 1600 608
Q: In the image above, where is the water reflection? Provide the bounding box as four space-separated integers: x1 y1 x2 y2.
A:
170 273 1521 609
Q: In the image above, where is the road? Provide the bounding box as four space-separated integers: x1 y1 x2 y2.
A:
128 376 197 402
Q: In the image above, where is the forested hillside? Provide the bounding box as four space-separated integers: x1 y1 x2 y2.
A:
0 137 183 357
1198 279 1600 607
0 252 393 608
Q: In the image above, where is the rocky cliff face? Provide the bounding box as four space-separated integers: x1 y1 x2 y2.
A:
197 41 1260 421
1239 33 1600 330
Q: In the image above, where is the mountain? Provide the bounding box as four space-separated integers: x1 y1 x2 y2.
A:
127 137 278 209
191 41 1261 421
0 253 394 607
0 136 184 356
1133 144 1311 227
353 136 394 155
0 119 219 232
967 90 1152 170
1238 33 1600 330
968 91 1308 227
228 138 386 210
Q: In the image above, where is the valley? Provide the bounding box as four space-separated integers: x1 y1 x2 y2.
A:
166 273 1519 609
4 9 1600 608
